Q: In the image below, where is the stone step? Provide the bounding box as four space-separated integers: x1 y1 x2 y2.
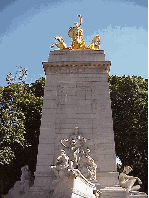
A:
128 192 148 198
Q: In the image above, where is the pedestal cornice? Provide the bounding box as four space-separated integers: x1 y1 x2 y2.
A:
42 61 111 75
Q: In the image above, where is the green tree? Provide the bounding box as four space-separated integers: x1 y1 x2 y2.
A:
0 66 45 196
109 75 148 194
21 77 45 177
0 66 29 165
0 66 30 196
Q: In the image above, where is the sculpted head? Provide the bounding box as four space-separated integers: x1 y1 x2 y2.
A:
124 166 133 174
74 127 79 134
80 149 84 155
21 165 29 172
61 149 65 155
86 148 91 156
74 22 79 27
71 139 76 147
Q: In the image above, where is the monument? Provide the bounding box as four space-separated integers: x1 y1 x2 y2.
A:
6 15 147 198
28 14 123 197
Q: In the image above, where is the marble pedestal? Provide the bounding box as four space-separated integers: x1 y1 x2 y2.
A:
30 49 119 196
30 49 119 194
49 169 99 198
127 191 148 198
100 187 126 198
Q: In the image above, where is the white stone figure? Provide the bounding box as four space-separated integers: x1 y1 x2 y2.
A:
78 149 92 179
78 148 97 180
5 165 32 198
119 166 142 192
20 165 33 192
85 148 97 180
60 138 80 169
21 165 31 181
60 127 89 169
51 149 69 177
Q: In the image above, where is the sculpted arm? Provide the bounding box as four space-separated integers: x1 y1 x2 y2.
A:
120 173 134 180
60 139 69 148
78 15 82 27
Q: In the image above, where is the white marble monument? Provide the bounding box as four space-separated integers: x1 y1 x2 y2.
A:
29 15 124 197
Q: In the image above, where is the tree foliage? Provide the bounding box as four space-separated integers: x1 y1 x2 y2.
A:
0 66 30 165
109 75 148 193
0 66 45 195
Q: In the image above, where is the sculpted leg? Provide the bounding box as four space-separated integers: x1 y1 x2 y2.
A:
127 178 137 191
131 185 141 191
51 43 56 48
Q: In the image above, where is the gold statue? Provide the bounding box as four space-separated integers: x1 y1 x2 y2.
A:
51 36 67 49
51 15 100 50
68 15 86 49
87 35 100 50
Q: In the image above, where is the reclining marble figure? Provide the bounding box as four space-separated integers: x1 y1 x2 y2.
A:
119 166 142 192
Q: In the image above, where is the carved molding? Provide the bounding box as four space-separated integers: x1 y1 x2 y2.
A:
72 187 96 198
42 61 111 75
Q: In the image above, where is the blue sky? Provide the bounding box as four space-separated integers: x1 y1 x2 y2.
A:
0 0 148 87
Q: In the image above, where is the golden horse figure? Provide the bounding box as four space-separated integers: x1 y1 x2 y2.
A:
51 15 100 50
87 35 100 50
51 36 68 49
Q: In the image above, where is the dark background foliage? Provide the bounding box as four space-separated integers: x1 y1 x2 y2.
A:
109 75 148 193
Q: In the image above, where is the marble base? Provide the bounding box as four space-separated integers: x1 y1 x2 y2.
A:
127 191 148 198
49 169 100 198
100 187 127 198
29 186 49 197
97 172 119 187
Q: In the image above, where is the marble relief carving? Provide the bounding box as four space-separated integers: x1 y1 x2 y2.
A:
50 127 97 181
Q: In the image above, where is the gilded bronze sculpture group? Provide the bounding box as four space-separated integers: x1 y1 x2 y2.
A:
51 15 100 50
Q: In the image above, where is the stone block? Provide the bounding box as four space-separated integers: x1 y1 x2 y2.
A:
55 123 77 129
42 100 58 109
60 98 77 105
36 165 52 172
49 169 97 198
40 123 51 130
39 129 55 138
38 143 55 155
37 158 53 166
56 128 74 134
100 187 126 198
39 137 55 144
128 192 148 198
33 176 52 187
42 108 57 114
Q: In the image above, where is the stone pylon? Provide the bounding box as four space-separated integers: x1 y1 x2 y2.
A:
29 49 120 196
